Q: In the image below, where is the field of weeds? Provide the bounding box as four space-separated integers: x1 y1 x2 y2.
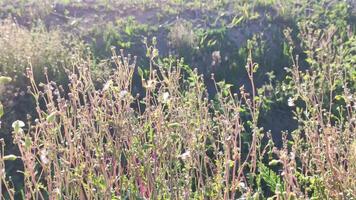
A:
0 0 355 199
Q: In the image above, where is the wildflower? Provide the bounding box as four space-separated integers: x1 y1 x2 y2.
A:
287 97 295 107
347 95 353 101
162 92 170 103
239 182 246 188
178 150 191 160
12 120 25 133
119 90 128 99
238 182 248 192
12 120 25 129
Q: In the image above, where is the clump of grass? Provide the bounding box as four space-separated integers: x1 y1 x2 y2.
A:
168 19 197 51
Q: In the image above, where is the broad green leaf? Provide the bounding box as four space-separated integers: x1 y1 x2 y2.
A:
3 154 17 161
269 159 281 166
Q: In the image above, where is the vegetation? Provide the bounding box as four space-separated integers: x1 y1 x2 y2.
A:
0 0 355 199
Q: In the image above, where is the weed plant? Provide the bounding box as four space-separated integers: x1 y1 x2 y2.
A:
1 28 353 198
0 0 355 199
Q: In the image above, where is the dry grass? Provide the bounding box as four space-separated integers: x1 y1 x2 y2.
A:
168 20 197 50
0 19 86 84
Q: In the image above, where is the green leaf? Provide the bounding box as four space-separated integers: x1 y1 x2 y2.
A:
305 58 314 64
168 122 180 128
334 95 344 101
124 26 133 36
24 136 32 150
46 112 56 123
0 102 3 118
61 0 70 4
3 154 18 161
0 76 12 85
207 39 217 47
229 16 244 28
269 159 281 166
259 162 283 193
138 67 144 78
253 63 259 73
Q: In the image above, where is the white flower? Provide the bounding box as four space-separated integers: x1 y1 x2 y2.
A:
287 97 295 107
178 150 191 160
12 120 25 133
119 90 128 99
347 95 353 101
53 188 60 195
102 80 113 91
162 92 170 103
12 120 25 129
238 182 246 189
